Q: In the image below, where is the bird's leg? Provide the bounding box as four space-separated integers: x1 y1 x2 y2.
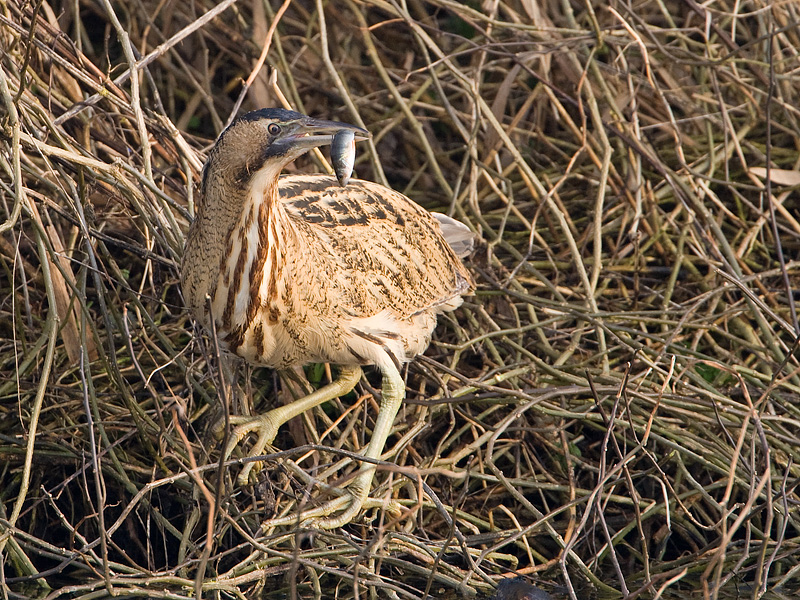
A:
225 365 362 484
315 363 405 529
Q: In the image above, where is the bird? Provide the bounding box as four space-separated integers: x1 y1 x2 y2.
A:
181 107 475 528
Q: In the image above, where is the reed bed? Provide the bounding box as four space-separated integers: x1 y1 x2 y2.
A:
1 0 799 599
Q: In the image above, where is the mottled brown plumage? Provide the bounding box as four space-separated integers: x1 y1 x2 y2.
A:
181 108 474 527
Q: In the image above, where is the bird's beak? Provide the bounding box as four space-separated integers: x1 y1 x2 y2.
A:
288 117 370 151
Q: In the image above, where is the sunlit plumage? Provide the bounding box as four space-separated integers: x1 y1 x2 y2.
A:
181 108 474 527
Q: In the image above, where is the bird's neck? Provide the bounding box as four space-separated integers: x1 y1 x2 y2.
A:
209 166 293 334
183 164 293 332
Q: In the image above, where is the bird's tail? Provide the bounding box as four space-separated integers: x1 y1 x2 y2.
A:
432 213 476 258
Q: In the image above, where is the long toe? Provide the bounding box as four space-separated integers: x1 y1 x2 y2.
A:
236 417 281 483
298 491 365 530
220 414 282 483
314 478 372 529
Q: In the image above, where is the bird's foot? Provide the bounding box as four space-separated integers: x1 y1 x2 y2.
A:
220 413 282 484
280 486 401 530
308 482 371 530
252 466 402 530
302 468 402 529
216 366 364 485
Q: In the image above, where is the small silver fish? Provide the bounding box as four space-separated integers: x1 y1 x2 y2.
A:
331 129 355 187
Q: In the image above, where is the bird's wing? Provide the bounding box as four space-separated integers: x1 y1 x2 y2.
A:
279 174 474 319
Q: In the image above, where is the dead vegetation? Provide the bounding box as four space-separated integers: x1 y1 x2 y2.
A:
1 0 799 599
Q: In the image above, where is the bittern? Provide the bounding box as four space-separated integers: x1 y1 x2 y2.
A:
181 108 474 528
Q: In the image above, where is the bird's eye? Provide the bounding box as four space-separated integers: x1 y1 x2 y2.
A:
268 123 281 135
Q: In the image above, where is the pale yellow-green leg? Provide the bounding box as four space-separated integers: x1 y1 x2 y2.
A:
225 365 362 485
314 363 405 529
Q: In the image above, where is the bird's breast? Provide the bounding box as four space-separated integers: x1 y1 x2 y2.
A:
206 192 343 368
208 186 287 360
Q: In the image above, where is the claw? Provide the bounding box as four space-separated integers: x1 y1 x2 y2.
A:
222 413 282 483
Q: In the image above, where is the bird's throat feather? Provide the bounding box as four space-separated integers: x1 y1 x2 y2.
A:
217 169 286 351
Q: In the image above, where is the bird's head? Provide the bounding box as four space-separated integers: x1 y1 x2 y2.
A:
202 108 370 190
